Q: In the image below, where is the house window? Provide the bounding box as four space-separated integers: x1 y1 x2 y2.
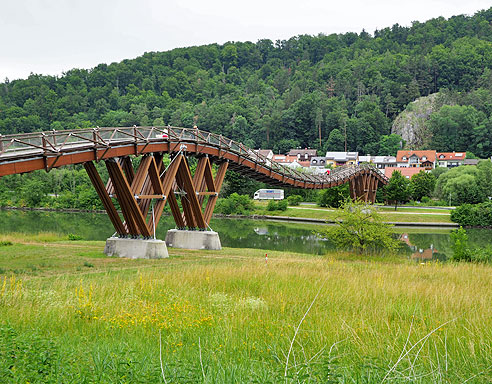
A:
402 156 407 161
313 159 317 164
422 156 427 161
439 155 445 159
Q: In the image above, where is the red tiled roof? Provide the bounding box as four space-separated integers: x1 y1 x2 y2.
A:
298 161 310 167
436 152 466 160
272 155 297 163
384 167 425 179
396 150 436 162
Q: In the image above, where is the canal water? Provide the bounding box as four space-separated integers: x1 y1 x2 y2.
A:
0 210 491 260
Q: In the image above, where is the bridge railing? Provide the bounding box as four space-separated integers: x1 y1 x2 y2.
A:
0 126 387 187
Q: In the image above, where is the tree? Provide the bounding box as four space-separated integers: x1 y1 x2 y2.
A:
317 199 401 254
378 134 403 156
324 129 345 152
384 170 410 210
409 171 436 201
317 184 349 207
435 165 485 205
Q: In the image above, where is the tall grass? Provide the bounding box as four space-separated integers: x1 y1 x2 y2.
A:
0 237 492 382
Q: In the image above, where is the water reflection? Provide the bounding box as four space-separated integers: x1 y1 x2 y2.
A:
0 210 491 257
400 233 446 261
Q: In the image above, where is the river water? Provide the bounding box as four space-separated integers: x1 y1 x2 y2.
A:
0 210 490 260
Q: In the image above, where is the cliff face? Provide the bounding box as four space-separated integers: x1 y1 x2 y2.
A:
391 93 450 149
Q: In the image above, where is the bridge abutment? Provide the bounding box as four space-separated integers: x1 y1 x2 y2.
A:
165 229 221 250
104 237 169 259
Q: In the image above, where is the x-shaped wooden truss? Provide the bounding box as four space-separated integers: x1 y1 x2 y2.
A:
348 172 379 203
84 153 228 237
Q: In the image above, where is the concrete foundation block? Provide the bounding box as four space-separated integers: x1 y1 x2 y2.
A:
104 237 169 259
165 229 221 250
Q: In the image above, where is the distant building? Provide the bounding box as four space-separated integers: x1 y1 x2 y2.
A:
310 156 327 167
373 156 397 169
436 152 466 168
358 155 372 163
287 148 317 161
396 150 437 169
255 149 274 160
272 154 298 165
325 152 358 167
384 167 424 179
464 158 480 166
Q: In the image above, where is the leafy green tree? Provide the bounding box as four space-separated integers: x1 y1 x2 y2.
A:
378 134 403 156
324 129 345 152
317 184 349 207
317 199 401 254
409 171 436 201
384 170 410 210
435 165 485 205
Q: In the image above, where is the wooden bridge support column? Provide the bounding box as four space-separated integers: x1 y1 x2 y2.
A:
349 172 379 204
84 153 229 239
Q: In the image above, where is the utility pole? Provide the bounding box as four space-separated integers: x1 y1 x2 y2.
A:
344 118 347 152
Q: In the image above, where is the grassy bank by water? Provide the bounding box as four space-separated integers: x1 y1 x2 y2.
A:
254 205 452 224
0 233 491 382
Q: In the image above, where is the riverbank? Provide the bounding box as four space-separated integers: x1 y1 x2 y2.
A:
0 233 491 382
1 204 455 226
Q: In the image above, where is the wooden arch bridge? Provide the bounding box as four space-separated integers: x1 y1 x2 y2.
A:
0 126 387 239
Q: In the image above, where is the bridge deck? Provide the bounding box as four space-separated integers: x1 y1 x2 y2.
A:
0 126 387 189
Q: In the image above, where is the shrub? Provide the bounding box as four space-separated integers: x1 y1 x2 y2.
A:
317 199 401 254
67 233 83 241
317 184 349 208
215 193 254 215
449 227 471 262
287 195 303 206
266 200 288 211
449 226 492 263
451 201 492 227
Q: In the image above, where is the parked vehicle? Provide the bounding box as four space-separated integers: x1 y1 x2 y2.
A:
253 189 284 200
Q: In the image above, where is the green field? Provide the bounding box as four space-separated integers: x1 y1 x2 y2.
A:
0 233 491 383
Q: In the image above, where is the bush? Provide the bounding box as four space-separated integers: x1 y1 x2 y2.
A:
266 200 288 211
287 195 303 206
317 199 401 254
67 233 83 241
317 184 349 208
215 193 254 215
449 226 492 263
451 201 492 227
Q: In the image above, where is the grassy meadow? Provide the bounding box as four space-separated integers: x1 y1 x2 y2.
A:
0 233 491 383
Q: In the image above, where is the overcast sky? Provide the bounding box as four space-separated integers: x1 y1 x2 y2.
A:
1 0 491 81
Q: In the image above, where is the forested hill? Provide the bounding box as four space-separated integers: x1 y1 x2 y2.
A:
2 8 492 157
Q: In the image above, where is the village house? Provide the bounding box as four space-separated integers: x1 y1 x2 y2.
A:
396 150 437 169
255 149 274 160
436 152 466 168
287 148 317 161
356 155 397 169
310 156 327 168
325 152 358 167
373 156 397 169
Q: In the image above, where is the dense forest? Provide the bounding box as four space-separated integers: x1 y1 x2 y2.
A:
1 8 492 157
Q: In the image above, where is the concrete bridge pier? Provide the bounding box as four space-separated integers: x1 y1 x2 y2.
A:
104 237 169 259
165 229 221 250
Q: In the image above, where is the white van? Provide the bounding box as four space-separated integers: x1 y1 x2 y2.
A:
253 189 284 200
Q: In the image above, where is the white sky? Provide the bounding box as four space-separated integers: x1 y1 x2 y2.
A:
1 0 491 81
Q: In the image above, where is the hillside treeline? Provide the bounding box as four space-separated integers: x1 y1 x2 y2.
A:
1 8 492 156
